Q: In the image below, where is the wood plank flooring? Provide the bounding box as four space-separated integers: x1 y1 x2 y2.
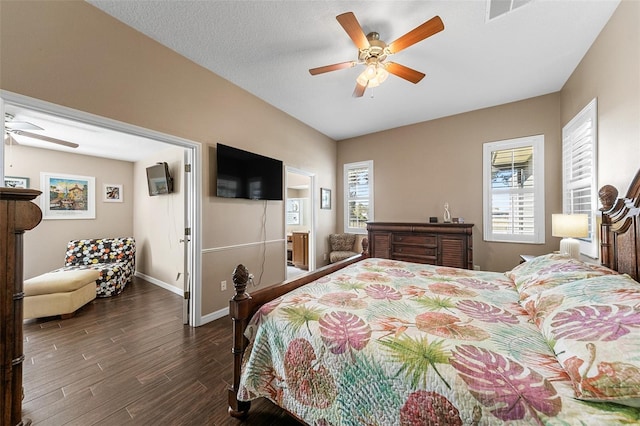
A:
21 277 302 425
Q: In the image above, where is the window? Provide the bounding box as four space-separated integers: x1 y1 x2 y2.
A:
344 161 373 234
562 98 598 258
483 135 545 243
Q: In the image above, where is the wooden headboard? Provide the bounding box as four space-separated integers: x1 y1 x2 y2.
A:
599 168 640 280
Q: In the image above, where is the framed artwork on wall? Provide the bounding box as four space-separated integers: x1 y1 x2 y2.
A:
103 184 123 202
4 176 30 188
321 187 331 210
40 172 96 220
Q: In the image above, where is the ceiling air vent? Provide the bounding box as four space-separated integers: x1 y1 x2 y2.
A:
486 0 533 22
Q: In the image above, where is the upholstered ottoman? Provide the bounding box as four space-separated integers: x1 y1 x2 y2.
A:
23 269 100 320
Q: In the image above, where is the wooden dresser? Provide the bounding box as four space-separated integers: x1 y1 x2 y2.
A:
1 188 42 426
291 232 309 270
367 222 473 269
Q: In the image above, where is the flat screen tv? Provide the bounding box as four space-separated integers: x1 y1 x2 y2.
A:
146 162 173 196
216 143 283 201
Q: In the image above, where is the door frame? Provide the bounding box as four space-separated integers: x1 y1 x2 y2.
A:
1 90 203 326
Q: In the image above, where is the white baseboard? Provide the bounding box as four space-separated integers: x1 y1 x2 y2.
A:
200 307 229 325
134 272 228 326
135 272 183 296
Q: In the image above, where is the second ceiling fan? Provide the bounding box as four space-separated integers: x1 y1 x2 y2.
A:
4 113 79 149
309 12 445 97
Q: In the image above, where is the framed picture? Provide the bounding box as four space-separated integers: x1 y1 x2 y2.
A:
40 172 96 220
4 176 30 188
321 187 331 210
103 184 123 202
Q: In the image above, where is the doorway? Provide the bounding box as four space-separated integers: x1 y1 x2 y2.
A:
285 167 315 280
1 91 203 326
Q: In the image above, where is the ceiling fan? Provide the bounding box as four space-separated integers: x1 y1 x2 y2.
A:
4 113 79 148
309 12 444 97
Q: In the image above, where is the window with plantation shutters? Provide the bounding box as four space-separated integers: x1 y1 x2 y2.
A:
344 161 373 234
563 98 598 258
483 135 545 243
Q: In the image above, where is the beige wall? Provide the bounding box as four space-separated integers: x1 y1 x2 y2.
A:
133 147 184 291
4 145 134 277
337 93 562 272
561 0 640 192
1 1 337 318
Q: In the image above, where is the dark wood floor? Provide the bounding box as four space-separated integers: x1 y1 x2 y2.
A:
22 277 302 425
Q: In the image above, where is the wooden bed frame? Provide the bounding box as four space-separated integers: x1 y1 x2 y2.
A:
228 168 640 419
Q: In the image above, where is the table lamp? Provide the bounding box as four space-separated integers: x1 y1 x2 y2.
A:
552 214 589 259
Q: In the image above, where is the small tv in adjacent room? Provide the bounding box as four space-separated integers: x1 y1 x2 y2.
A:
216 143 283 201
146 162 173 196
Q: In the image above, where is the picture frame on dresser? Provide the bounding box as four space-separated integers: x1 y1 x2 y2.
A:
3 176 29 188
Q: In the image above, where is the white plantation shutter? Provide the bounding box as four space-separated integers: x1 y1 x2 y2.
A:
563 99 598 257
483 136 545 243
344 161 373 233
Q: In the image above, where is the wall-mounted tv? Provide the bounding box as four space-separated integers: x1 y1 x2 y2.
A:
146 162 173 196
216 143 283 201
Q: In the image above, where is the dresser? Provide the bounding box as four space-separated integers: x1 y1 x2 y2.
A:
367 222 473 269
1 188 42 426
291 232 309 270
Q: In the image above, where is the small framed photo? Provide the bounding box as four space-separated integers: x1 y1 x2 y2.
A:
4 176 30 188
103 184 123 202
321 187 331 210
40 172 96 220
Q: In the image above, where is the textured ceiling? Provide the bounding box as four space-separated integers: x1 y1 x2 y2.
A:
87 0 620 141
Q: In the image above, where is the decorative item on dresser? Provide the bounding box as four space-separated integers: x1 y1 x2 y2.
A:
367 221 473 269
1 187 42 426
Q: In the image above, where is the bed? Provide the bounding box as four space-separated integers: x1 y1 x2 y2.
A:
228 170 640 425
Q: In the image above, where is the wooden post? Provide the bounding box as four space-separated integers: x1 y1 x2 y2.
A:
227 263 252 418
1 188 42 426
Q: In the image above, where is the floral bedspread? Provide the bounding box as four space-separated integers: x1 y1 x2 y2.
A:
237 258 640 425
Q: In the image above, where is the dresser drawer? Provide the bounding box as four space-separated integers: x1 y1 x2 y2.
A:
392 233 436 246
392 245 436 257
393 253 437 264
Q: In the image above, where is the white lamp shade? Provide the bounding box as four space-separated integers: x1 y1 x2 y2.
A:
552 214 588 238
552 214 588 259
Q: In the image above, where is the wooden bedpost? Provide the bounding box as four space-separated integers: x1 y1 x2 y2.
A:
228 264 252 418
599 184 618 270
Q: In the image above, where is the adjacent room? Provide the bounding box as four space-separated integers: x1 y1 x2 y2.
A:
1 0 638 424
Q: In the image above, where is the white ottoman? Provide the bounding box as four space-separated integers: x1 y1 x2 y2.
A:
23 269 100 320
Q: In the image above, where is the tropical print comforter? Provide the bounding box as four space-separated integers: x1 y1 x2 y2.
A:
237 258 640 425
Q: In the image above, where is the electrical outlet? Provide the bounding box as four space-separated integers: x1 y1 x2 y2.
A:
221 280 227 291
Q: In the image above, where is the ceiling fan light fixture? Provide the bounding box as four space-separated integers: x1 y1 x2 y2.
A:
356 63 389 88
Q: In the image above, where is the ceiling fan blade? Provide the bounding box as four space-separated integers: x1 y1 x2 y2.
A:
387 16 444 54
352 81 367 98
5 121 44 131
309 61 357 75
336 12 370 50
386 62 426 84
11 130 79 148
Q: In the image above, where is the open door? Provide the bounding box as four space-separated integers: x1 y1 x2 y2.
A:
285 167 315 279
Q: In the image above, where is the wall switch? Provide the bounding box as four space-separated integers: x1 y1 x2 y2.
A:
221 280 227 291
323 253 327 261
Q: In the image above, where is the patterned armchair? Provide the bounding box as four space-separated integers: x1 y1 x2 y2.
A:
329 233 358 263
56 237 136 297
